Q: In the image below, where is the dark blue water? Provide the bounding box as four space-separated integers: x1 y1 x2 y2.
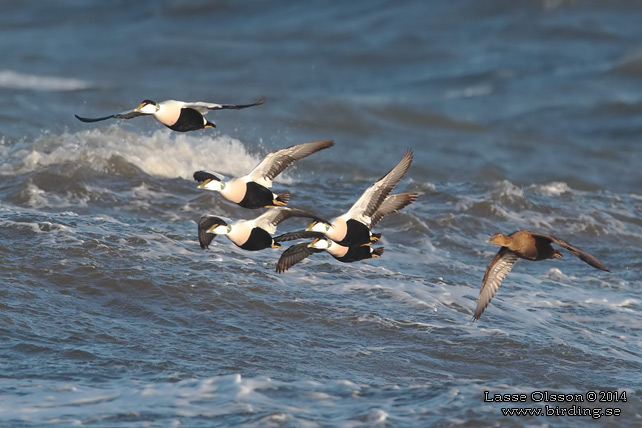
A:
1 1 641 426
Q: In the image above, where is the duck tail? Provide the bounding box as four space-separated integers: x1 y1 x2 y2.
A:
275 192 290 206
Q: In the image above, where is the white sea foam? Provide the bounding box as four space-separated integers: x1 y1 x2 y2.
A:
19 182 92 210
445 85 493 99
0 375 398 427
494 179 525 199
335 281 433 309
0 69 92 91
0 128 272 181
534 181 572 196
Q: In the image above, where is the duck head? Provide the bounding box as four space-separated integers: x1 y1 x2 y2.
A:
135 100 160 114
489 232 511 247
197 215 229 249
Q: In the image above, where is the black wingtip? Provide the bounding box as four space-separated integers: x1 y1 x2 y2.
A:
273 230 326 243
74 113 114 123
472 306 485 321
275 242 320 273
234 97 266 109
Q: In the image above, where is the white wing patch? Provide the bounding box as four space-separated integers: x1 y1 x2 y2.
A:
183 102 223 114
246 140 334 188
345 149 413 222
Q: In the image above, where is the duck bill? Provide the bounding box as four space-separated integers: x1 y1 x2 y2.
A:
307 238 321 248
197 178 212 189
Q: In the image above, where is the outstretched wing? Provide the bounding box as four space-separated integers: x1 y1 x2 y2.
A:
527 231 611 272
184 97 266 114
276 242 323 273
197 215 223 249
370 192 418 228
75 109 146 123
273 230 326 243
254 207 328 234
346 148 413 222
246 140 334 187
473 247 519 321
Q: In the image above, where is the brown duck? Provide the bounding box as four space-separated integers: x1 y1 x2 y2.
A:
473 230 610 321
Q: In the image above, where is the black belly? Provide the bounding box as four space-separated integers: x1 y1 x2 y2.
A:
167 108 205 132
336 219 371 246
334 245 373 263
239 228 274 251
238 182 274 209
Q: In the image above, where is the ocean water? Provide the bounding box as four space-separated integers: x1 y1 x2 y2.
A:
1 0 641 426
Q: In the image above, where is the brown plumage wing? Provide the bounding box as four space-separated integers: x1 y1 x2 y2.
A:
248 140 334 183
276 242 323 273
370 192 418 228
474 247 520 320
528 231 611 272
346 148 413 220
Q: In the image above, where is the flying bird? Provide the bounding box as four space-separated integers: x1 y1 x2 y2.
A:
473 230 611 321
275 236 384 273
276 236 383 273
197 207 327 252
75 97 265 132
307 149 415 246
273 192 416 273
194 139 334 209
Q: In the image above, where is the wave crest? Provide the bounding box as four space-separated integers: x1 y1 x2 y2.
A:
0 69 92 91
0 127 261 180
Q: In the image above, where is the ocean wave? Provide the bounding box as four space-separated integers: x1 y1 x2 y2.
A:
0 128 263 180
0 69 92 91
532 181 572 196
0 374 444 427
